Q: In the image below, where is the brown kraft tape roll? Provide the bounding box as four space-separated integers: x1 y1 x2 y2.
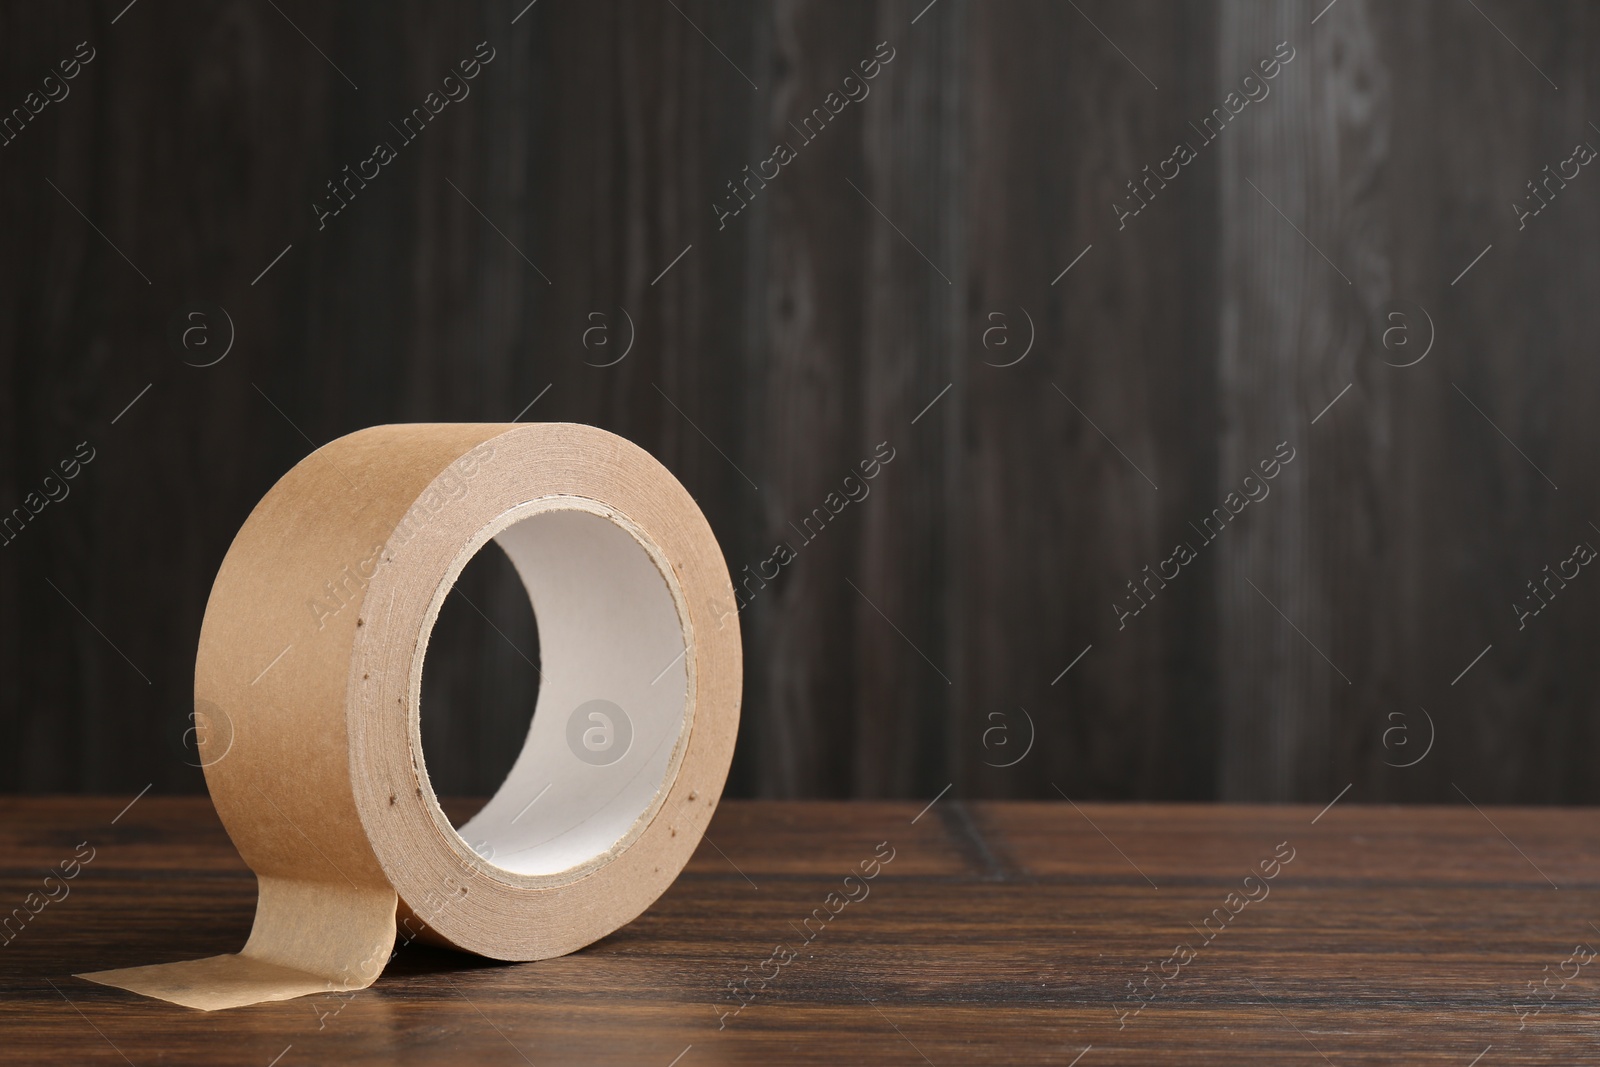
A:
80 423 742 1010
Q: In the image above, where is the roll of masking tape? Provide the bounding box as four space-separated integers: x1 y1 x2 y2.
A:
81 423 741 1010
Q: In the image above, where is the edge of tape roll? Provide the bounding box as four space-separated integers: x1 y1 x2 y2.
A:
78 423 742 1010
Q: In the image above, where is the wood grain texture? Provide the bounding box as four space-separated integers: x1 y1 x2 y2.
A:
744 0 884 798
1418 0 1600 805
2 1 1599 804
1216 1 1351 799
963 1 1220 804
4 797 1600 1064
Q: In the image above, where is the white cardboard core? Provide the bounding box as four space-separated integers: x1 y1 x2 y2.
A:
423 504 690 877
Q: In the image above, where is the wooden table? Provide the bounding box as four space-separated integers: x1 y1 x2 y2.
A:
2 796 1595 1065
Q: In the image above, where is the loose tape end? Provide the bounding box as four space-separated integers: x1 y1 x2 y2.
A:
79 954 372 1013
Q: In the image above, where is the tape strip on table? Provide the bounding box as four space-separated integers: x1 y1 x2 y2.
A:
80 423 742 1010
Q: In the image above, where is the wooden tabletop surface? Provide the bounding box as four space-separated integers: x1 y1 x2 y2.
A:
1 795 1596 1065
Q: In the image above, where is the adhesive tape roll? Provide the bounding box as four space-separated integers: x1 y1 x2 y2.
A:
80 423 741 1011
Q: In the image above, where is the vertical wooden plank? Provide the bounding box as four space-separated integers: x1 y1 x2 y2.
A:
853 0 966 797
1418 0 1600 802
962 0 1220 801
740 0 878 795
0 5 110 792
1328 0 1437 805
1215 0 1370 800
0 0 357 793
1212 0 1600 803
1316 0 1460 805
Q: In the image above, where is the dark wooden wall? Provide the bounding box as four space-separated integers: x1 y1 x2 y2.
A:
3 1 1597 804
